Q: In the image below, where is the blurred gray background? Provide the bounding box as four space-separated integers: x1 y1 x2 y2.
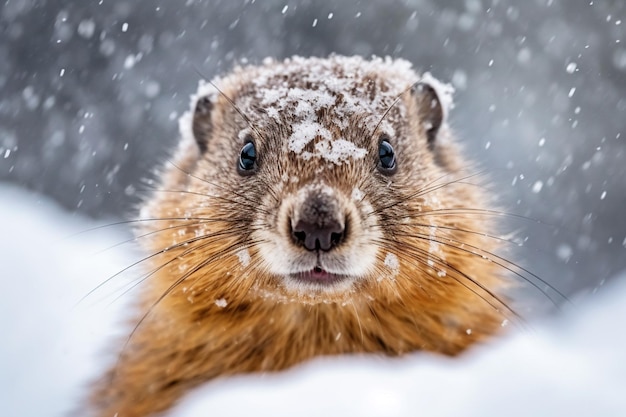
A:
1 0 625 306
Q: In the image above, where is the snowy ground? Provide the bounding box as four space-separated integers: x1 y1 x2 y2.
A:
1 183 625 417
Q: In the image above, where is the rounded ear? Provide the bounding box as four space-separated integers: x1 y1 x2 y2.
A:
192 95 214 153
410 82 444 150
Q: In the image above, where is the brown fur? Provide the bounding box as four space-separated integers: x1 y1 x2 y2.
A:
89 56 510 416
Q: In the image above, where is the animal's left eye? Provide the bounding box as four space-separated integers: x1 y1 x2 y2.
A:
238 140 257 175
378 138 397 174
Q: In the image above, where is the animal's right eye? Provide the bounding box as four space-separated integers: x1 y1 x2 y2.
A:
238 141 257 175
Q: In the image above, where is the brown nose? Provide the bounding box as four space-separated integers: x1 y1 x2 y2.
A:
292 218 345 251
291 191 345 252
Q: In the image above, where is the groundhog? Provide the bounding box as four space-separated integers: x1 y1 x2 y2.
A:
89 55 513 416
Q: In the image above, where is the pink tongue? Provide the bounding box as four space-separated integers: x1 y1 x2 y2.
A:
311 267 329 279
299 266 336 282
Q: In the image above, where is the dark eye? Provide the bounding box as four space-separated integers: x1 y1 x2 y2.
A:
238 141 257 175
378 139 397 174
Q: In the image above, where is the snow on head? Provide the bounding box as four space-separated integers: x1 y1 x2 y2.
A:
288 129 367 164
186 56 454 165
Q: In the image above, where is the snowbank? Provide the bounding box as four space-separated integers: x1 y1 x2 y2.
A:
0 184 132 417
174 276 626 417
1 184 624 417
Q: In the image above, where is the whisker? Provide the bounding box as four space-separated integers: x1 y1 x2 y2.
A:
91 218 254 256
374 236 522 322
395 230 569 306
372 220 520 250
107 231 249 299
149 165 276 217
65 216 238 241
349 300 364 345
183 238 267 291
207 79 266 141
79 223 256 304
369 81 422 141
120 238 257 353
193 66 266 143
111 237 256 380
109 237 266 307
413 208 556 229
366 170 488 217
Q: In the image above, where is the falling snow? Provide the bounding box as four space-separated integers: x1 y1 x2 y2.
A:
1 2 625 414
77 19 96 39
566 62 577 73
2 4 622 298
557 244 573 262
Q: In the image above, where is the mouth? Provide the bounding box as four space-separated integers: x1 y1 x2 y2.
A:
293 266 349 285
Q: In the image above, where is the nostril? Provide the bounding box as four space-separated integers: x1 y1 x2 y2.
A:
292 218 345 252
293 230 307 245
330 231 344 247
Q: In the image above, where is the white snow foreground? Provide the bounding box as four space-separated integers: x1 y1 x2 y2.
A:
1 184 624 417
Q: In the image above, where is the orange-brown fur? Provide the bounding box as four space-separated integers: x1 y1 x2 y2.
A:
90 56 510 416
